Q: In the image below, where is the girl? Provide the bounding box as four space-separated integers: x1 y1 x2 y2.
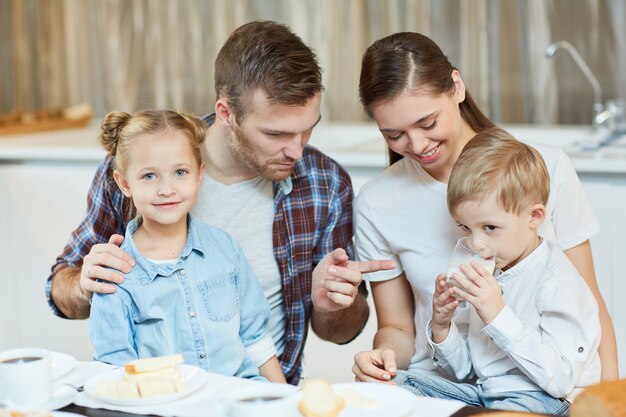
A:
89 110 285 383
352 32 617 384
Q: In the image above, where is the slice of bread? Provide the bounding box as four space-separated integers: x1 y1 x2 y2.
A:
123 365 181 382
298 379 345 417
95 379 118 399
95 354 187 399
124 354 184 374
0 410 53 417
137 377 184 398
339 387 381 410
95 376 184 399
116 380 140 399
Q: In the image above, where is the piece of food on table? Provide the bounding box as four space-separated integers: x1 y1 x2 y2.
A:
136 377 186 398
123 364 182 382
338 387 381 410
570 379 626 417
95 379 118 399
116 380 141 399
124 353 184 373
0 411 51 417
95 353 186 399
298 379 345 417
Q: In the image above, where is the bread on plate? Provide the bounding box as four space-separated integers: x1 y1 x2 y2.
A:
298 379 345 417
96 353 186 399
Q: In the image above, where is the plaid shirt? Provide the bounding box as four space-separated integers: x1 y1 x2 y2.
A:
46 132 355 384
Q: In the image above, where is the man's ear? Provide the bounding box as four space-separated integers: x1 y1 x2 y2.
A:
215 98 235 127
113 170 132 198
451 69 466 104
529 203 546 230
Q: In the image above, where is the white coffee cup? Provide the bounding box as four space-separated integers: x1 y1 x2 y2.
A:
223 382 297 417
0 348 52 409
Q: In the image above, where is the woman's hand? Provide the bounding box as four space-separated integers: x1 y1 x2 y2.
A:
431 274 459 343
353 348 398 383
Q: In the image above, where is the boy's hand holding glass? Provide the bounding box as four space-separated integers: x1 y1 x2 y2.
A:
446 237 496 295
431 273 460 343
445 237 503 324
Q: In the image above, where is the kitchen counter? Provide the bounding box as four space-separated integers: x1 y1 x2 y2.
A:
0 123 104 162
2 122 626 174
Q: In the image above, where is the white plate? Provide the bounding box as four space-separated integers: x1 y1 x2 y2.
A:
296 382 418 417
52 413 86 417
47 383 78 410
83 364 208 406
51 352 77 381
0 384 77 412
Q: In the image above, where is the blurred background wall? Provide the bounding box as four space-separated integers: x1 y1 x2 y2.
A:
1 0 625 125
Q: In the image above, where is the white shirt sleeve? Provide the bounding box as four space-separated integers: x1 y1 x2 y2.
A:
354 192 403 281
426 312 473 381
246 334 278 367
482 276 601 398
541 147 600 249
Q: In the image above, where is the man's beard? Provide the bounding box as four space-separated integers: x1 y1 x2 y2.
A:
230 127 296 182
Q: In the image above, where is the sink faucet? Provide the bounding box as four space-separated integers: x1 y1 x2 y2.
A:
545 41 606 127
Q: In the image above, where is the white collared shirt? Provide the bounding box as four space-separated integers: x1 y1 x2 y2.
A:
427 239 601 402
356 143 600 375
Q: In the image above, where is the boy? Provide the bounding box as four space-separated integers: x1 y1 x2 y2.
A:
397 128 601 415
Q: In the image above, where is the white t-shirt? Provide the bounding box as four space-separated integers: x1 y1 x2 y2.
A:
428 239 601 401
192 175 285 363
354 143 600 374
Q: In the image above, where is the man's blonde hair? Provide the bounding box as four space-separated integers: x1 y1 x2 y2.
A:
447 127 550 216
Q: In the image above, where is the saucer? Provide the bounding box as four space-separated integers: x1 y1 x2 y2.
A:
46 383 78 410
51 352 77 381
1 384 76 414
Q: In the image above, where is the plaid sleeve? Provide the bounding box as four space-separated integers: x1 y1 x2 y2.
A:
311 152 368 341
314 161 355 265
46 155 127 317
312 154 366 303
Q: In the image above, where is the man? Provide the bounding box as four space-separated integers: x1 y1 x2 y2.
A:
46 21 394 384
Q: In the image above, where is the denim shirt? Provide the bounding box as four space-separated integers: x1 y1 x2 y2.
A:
89 216 273 379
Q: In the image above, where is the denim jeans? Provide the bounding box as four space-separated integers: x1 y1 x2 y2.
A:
396 370 570 415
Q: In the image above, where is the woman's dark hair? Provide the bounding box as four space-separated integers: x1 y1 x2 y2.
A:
359 32 495 165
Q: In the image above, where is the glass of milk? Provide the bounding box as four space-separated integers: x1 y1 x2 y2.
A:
446 237 496 298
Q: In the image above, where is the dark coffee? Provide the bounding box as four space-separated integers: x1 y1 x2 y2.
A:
0 356 43 364
239 396 283 403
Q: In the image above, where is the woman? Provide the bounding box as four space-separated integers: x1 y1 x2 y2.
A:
352 32 617 383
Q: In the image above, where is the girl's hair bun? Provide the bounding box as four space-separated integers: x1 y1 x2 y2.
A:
99 111 132 155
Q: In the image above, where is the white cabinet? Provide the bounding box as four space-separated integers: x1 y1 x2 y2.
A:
0 161 98 360
579 174 626 377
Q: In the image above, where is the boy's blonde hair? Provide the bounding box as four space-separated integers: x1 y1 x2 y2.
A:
447 127 550 216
